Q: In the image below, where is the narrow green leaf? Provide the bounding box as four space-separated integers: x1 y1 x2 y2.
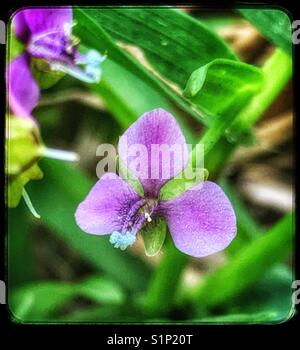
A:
239 9 292 55
93 59 196 143
86 8 237 88
9 276 125 322
181 212 294 308
7 204 35 287
73 8 236 125
193 264 294 323
141 216 167 257
9 282 75 322
196 311 280 323
75 276 125 305
220 180 262 256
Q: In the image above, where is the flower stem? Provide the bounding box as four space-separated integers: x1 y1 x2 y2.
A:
231 48 292 132
143 48 292 316
143 236 188 317
43 147 80 162
22 188 40 219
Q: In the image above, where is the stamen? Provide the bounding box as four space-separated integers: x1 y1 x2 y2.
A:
22 188 40 219
109 231 136 251
144 212 152 222
43 147 80 162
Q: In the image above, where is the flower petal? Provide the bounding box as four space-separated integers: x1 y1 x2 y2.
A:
22 8 72 37
75 173 142 235
7 53 40 117
118 109 189 198
160 181 236 257
13 10 31 42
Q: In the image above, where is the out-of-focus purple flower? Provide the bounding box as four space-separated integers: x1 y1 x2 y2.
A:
75 109 236 258
8 8 104 118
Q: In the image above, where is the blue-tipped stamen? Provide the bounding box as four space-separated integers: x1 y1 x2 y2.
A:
109 231 136 251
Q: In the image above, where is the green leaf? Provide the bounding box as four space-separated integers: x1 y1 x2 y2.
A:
9 276 125 322
196 264 294 323
183 58 264 120
93 59 196 143
8 164 43 208
84 8 237 88
239 9 292 55
73 8 236 125
77 276 125 305
141 216 167 257
181 212 294 309
58 304 141 322
233 264 295 322
6 116 43 176
6 117 44 207
159 167 209 201
220 180 262 256
195 311 280 323
9 282 75 322
8 204 34 287
27 158 151 292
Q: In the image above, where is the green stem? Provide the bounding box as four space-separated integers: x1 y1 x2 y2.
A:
143 236 188 317
144 48 292 317
231 48 292 132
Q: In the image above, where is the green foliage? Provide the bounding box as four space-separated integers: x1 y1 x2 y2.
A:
184 59 264 122
9 276 125 322
196 264 294 323
6 117 44 207
182 212 294 308
81 8 237 88
7 7 294 324
239 9 292 55
27 158 151 292
74 8 238 125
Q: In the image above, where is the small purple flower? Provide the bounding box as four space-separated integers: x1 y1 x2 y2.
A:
8 8 104 118
75 109 236 258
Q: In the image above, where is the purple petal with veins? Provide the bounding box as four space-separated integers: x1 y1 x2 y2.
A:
160 181 237 257
118 109 189 198
7 53 40 118
75 173 142 236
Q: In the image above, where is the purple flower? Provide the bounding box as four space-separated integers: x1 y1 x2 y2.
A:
8 8 104 118
75 109 236 258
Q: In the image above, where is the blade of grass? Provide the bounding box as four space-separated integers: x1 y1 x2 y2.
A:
179 212 294 309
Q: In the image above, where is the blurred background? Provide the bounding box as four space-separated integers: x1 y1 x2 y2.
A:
7 7 294 323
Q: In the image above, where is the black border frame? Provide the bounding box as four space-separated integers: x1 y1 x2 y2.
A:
1 0 299 342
